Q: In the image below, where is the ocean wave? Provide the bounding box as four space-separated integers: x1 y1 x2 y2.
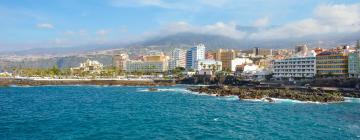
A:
181 90 240 100
345 97 360 103
8 85 34 88
179 89 216 96
272 98 324 104
137 88 189 93
242 98 325 104
217 95 239 101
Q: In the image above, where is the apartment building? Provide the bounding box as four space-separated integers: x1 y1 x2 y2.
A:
169 48 186 70
273 56 316 78
186 44 206 69
316 51 348 77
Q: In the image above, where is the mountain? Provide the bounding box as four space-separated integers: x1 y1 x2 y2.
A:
0 55 113 70
135 32 360 51
3 31 360 56
139 32 244 50
1 32 359 70
0 43 126 56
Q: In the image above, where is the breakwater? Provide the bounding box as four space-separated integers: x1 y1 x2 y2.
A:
187 86 349 103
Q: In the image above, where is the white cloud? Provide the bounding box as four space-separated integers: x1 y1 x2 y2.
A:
134 3 360 41
8 2 359 51
38 2 360 49
36 23 54 29
253 17 270 27
249 3 360 40
151 21 246 39
315 4 360 27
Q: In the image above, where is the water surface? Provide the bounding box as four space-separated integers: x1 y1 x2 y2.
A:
0 86 359 139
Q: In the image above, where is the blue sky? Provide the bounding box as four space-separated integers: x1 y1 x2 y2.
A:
0 0 359 51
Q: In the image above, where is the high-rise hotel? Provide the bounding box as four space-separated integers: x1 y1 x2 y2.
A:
169 48 186 70
186 44 206 69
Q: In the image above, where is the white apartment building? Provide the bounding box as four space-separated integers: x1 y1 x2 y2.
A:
71 59 104 74
186 44 206 69
126 61 168 73
169 48 186 70
195 59 222 72
272 56 316 78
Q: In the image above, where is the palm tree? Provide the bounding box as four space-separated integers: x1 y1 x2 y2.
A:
211 64 216 74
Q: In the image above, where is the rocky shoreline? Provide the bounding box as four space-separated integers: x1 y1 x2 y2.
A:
187 86 351 103
0 78 175 87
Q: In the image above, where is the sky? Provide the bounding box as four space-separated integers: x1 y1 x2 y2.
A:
0 0 359 51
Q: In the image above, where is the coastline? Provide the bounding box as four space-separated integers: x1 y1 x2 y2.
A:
186 85 360 103
2 77 360 103
0 78 176 86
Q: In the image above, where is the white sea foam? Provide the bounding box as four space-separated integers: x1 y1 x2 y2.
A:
345 97 360 103
137 88 190 93
180 89 214 96
218 95 239 101
271 98 322 104
8 85 34 88
182 90 240 100
242 98 325 104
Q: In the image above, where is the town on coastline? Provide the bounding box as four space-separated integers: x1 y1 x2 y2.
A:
1 41 360 102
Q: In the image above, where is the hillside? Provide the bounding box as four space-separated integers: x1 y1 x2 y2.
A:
0 31 359 70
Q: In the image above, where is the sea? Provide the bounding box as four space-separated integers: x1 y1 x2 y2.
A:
0 85 360 139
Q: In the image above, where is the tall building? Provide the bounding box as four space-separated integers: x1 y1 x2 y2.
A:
169 48 186 70
186 50 192 69
212 49 236 71
348 51 360 78
316 51 348 77
186 44 206 69
113 53 129 71
273 56 316 79
253 47 272 56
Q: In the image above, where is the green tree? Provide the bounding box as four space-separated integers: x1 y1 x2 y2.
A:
50 65 60 76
